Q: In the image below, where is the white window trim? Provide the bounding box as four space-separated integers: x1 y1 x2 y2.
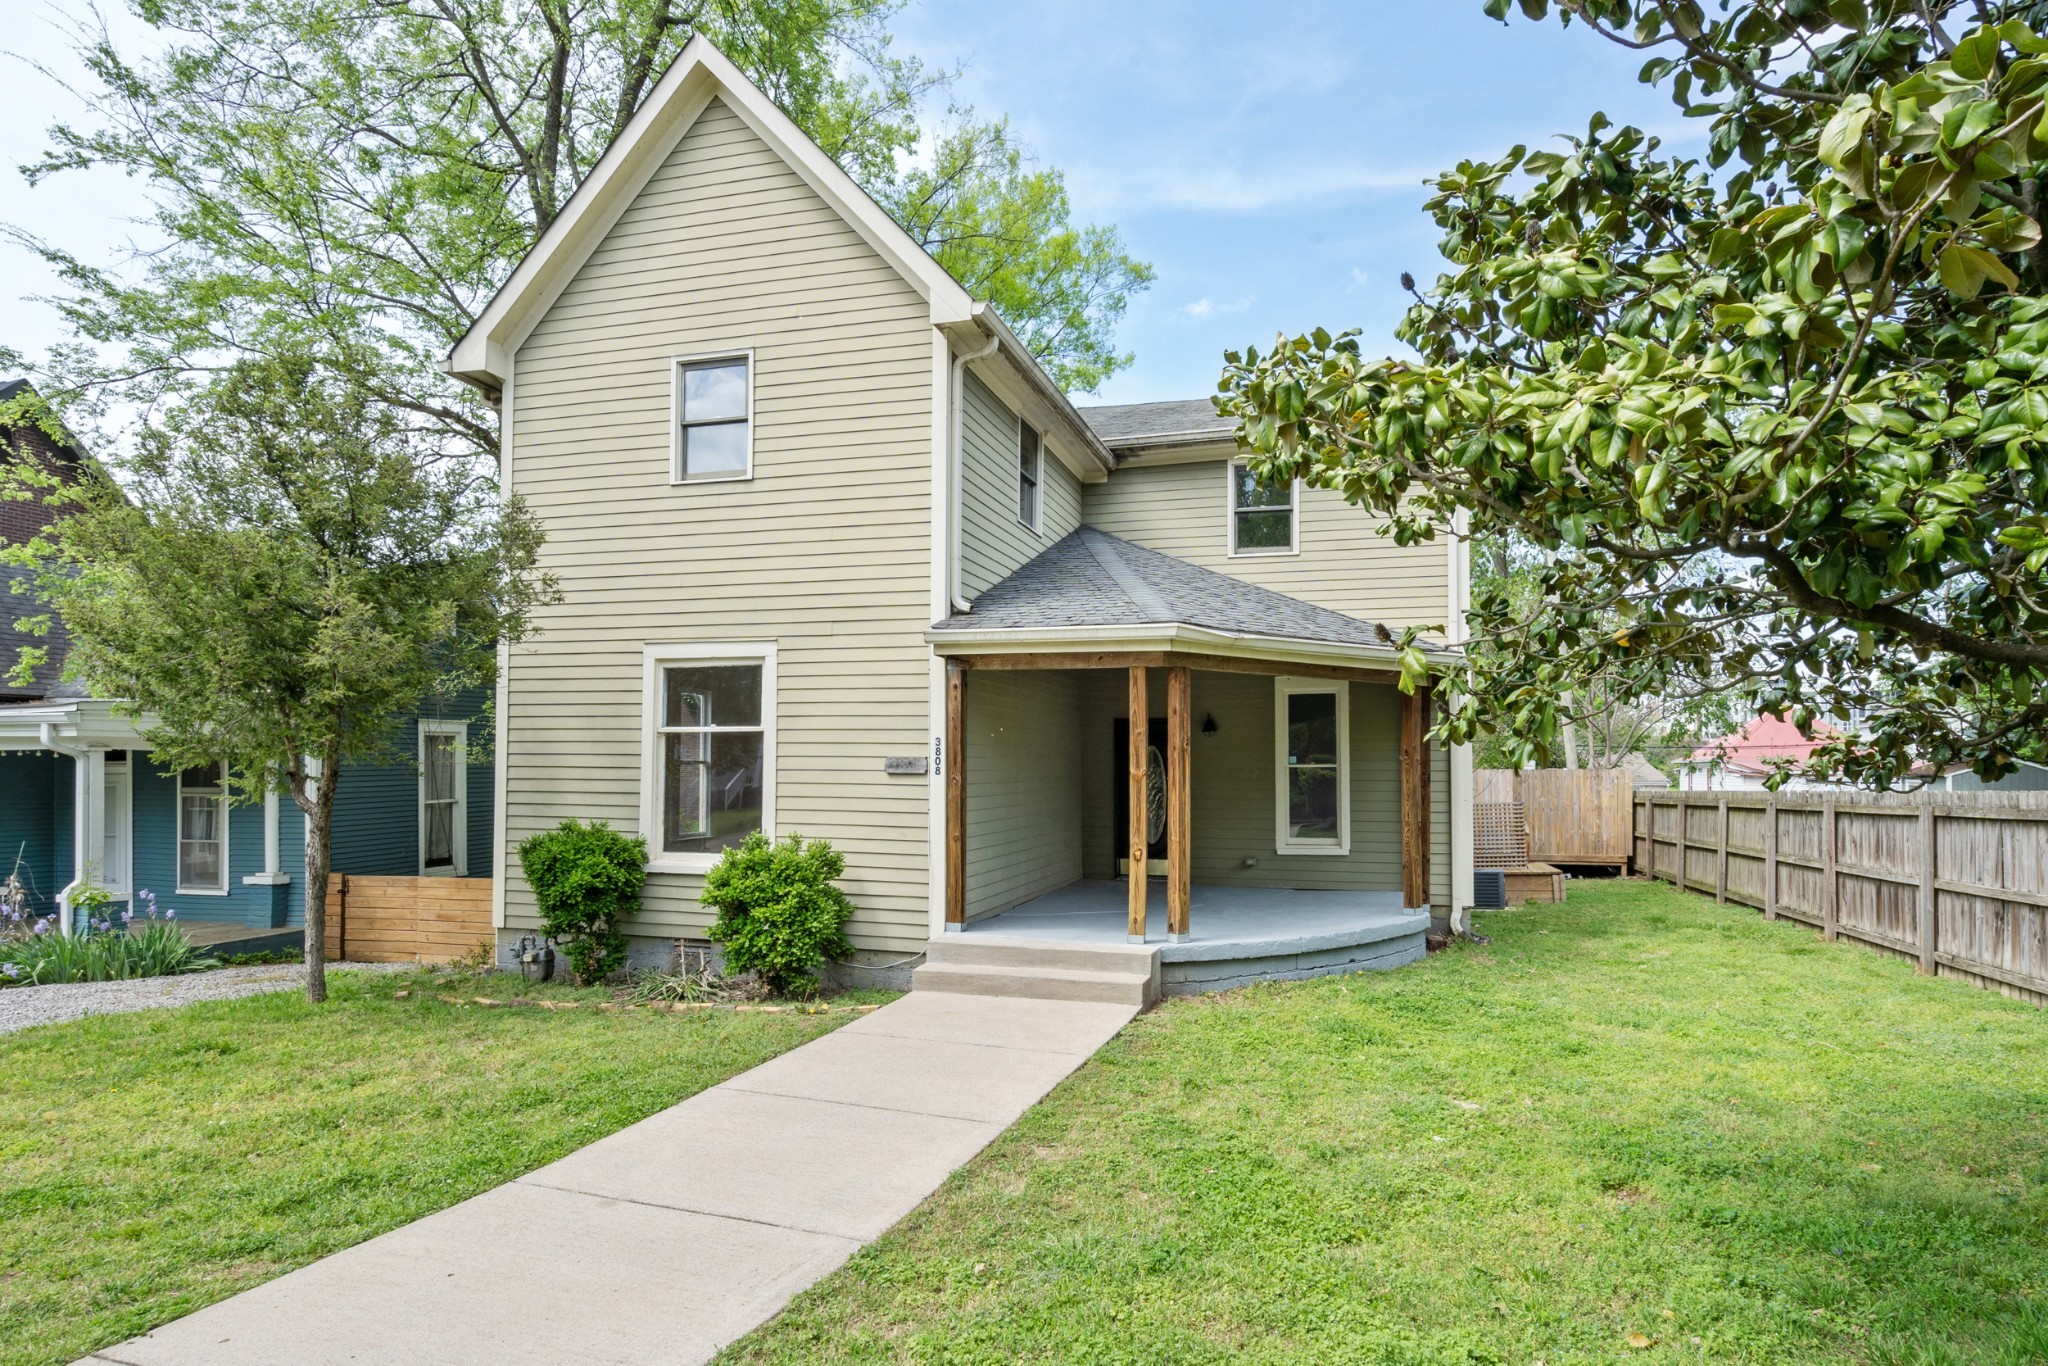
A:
418 719 470 877
1273 677 1350 856
175 762 231 895
670 348 755 485
1227 458 1301 558
1017 418 1043 535
640 643 777 874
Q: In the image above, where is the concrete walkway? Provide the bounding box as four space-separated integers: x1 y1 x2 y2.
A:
82 991 1136 1366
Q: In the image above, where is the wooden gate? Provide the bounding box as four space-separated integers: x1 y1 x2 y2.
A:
1477 769 1634 868
323 875 494 964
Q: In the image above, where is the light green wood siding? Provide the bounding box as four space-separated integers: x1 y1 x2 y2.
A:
505 97 936 952
963 669 1084 920
1082 458 1452 632
958 371 1082 597
1072 669 1409 893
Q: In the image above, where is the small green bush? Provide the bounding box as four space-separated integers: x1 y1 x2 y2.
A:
517 819 646 985
701 832 853 997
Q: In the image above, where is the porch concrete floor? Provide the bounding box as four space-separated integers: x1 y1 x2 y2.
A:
962 880 1428 964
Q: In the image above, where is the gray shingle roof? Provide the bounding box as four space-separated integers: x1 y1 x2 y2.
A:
1074 398 1233 449
0 577 74 702
933 528 1432 653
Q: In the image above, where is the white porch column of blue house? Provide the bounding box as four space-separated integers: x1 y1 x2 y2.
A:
55 744 105 935
243 785 291 923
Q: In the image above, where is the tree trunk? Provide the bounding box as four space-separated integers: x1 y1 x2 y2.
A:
298 751 339 1004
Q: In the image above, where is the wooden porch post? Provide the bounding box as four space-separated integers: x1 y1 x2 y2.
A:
1127 665 1149 943
1167 665 1192 942
945 660 965 928
1400 684 1433 910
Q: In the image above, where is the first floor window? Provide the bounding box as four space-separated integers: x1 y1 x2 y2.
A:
420 722 468 874
1018 421 1042 530
1274 679 1349 854
177 762 228 891
1230 459 1297 554
653 655 770 858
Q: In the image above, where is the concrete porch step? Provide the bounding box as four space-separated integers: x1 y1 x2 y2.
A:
910 961 1156 1008
914 936 1161 1008
925 935 1156 975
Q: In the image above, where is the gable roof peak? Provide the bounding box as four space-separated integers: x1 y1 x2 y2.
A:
447 34 977 394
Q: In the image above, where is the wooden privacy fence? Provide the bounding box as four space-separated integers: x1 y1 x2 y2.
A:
1633 790 2048 1005
323 874 494 964
1478 768 1635 867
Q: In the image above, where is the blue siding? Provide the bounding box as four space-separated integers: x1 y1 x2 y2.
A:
328 686 496 878
51 758 72 892
132 756 289 927
0 751 60 912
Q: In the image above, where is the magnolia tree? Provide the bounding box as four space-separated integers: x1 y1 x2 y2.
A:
3 355 554 1001
1219 0 2048 787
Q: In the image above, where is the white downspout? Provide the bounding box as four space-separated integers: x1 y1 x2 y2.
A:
947 328 1001 614
1446 511 1476 938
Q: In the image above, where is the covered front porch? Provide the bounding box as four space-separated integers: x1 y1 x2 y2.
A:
922 528 1455 996
0 699 300 932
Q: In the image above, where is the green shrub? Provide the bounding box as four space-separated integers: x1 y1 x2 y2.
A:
516 819 646 985
701 832 853 997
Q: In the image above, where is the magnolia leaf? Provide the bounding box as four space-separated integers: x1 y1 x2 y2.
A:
1952 29 2003 82
1818 103 1872 169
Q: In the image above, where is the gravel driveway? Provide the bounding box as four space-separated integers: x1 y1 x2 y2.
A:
0 962 413 1037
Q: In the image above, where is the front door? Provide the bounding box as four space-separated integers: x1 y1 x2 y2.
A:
1111 717 1170 874
101 754 132 900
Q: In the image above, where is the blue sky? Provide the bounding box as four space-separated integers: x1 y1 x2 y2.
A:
891 0 1696 403
0 1 1693 403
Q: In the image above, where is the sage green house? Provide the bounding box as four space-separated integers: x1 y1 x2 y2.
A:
448 37 1474 994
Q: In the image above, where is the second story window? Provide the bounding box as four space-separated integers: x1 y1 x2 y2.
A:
1229 460 1297 556
674 353 752 483
1018 422 1042 531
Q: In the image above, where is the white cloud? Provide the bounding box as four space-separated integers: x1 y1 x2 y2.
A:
1181 296 1252 319
1349 268 1371 291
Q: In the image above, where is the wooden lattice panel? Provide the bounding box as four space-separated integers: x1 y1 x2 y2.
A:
1475 801 1529 869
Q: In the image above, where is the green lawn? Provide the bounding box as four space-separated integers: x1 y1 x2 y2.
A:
0 968 882 1366
727 880 2048 1365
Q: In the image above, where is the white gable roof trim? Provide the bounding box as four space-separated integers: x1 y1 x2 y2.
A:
446 34 975 391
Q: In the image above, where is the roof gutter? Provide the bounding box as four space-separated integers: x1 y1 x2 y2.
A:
964 304 1116 476
924 621 1453 674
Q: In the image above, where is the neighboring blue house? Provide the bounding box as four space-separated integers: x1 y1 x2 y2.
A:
0 696 495 932
0 380 494 934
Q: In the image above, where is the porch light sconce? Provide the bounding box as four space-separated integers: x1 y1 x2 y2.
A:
1201 713 1218 734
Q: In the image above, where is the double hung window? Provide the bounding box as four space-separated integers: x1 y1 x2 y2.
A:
177 762 229 892
674 354 752 482
1018 422 1042 530
646 647 775 868
1229 460 1298 555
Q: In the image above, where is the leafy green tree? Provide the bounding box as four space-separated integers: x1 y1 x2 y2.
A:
1221 1 2048 787
2 353 554 1001
10 0 1147 448
1467 540 1739 771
